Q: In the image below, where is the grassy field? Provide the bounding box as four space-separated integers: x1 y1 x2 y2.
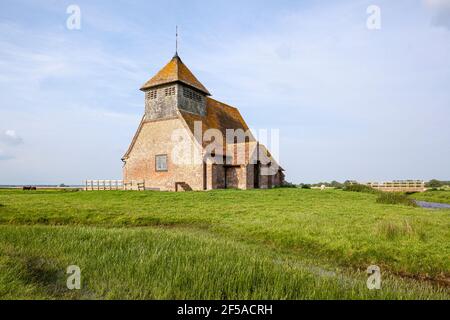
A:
409 190 450 204
0 188 449 299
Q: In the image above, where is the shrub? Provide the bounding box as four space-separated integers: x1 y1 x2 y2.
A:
274 182 298 188
61 188 80 193
427 179 444 188
342 184 378 194
330 181 343 189
376 192 417 207
300 184 311 189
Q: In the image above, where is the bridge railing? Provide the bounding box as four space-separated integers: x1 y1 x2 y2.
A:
366 181 425 192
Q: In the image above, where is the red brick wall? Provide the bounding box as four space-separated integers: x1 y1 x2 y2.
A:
123 118 204 191
123 118 284 191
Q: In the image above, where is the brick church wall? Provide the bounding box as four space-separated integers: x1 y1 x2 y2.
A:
123 118 204 191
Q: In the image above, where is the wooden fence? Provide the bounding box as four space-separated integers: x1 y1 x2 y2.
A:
84 180 146 191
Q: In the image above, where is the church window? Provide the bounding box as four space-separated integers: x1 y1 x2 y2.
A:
192 92 202 102
155 154 168 172
164 86 175 96
147 90 157 100
183 87 192 99
183 87 202 102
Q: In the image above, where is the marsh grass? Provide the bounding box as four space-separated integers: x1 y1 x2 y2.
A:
376 193 417 207
0 188 449 299
0 225 448 300
343 184 379 194
376 220 416 240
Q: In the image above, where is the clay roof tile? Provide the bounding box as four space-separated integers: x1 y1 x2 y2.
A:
179 97 254 151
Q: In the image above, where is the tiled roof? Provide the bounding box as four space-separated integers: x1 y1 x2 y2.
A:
140 55 211 95
180 99 282 169
179 97 254 151
123 98 252 160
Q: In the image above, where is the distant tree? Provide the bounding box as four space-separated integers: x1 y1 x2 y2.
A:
330 181 343 188
276 181 297 188
344 180 357 186
59 183 68 188
427 179 443 188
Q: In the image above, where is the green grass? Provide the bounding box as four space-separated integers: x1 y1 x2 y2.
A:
409 190 450 205
0 188 449 299
0 225 448 300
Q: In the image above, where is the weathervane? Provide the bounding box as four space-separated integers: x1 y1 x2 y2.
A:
175 25 178 57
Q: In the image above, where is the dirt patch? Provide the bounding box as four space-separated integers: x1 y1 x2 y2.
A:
16 256 71 297
1 250 87 299
395 271 450 288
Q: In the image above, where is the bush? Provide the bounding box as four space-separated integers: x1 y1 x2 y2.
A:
300 184 311 189
61 188 80 193
427 179 444 188
342 184 378 194
274 182 298 188
329 181 343 188
376 192 417 207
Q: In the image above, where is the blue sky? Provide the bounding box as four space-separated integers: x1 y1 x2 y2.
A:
0 0 449 184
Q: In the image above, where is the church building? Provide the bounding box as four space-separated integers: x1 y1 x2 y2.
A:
122 53 285 191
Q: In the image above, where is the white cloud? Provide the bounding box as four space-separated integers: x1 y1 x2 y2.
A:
0 130 22 162
0 21 145 115
0 130 23 146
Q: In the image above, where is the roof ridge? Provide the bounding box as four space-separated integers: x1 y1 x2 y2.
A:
175 55 180 79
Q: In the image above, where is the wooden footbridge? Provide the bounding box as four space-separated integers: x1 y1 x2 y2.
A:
366 180 425 192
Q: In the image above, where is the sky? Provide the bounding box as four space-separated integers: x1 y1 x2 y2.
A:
0 0 449 185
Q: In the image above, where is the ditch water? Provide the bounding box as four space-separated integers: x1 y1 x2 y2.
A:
414 201 450 209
